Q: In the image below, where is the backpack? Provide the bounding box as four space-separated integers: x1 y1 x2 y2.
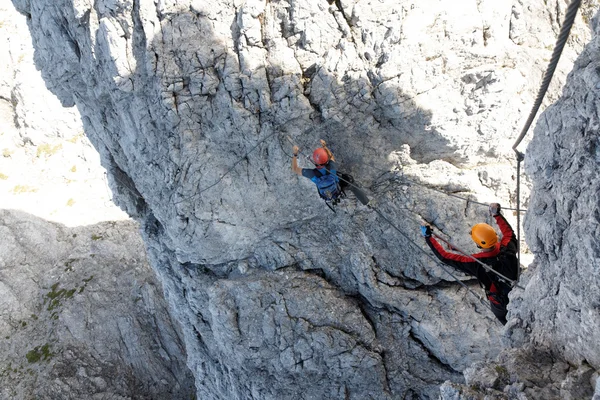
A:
486 247 518 307
313 168 341 201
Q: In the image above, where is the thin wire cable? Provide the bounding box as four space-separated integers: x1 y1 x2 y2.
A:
431 233 524 290
515 153 524 279
396 175 526 212
512 0 582 151
285 143 526 213
388 204 523 289
289 136 490 303
173 113 329 205
369 205 487 306
289 135 523 286
285 130 527 213
176 130 278 204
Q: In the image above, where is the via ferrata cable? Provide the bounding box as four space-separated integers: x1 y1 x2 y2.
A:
511 0 582 278
431 233 524 290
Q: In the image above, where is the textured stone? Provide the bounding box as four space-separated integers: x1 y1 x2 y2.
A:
511 1 600 370
7 0 600 398
0 210 195 399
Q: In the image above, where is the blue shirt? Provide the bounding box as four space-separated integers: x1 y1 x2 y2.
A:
301 160 338 184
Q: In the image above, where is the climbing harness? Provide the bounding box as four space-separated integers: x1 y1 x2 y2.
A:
510 0 582 279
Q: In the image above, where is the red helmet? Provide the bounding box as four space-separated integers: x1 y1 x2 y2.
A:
313 148 329 165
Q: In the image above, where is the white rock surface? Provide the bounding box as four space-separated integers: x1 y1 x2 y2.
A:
6 0 600 398
0 2 194 398
0 1 128 226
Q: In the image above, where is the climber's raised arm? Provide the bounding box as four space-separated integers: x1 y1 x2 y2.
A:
291 145 302 175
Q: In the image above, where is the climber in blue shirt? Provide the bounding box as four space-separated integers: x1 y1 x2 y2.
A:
291 140 344 203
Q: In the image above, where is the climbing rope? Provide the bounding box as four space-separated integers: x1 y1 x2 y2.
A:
394 174 526 213
511 0 582 278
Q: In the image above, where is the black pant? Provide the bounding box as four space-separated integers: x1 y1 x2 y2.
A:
489 300 508 325
337 172 353 191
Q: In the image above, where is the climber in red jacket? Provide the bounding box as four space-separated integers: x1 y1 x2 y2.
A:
420 203 519 325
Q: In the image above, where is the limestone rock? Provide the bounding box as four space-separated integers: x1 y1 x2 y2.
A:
0 210 195 399
8 0 600 398
1 3 194 398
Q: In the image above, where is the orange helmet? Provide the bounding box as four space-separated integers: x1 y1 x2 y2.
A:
313 148 329 166
470 223 498 249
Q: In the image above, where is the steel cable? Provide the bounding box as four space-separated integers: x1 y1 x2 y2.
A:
512 0 582 152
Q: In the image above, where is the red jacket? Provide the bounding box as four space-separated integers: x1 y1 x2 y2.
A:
425 214 518 291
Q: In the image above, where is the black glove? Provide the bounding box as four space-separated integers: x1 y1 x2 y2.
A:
489 203 501 217
420 225 433 238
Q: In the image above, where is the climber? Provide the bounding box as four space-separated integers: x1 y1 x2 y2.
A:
420 203 519 325
291 139 350 205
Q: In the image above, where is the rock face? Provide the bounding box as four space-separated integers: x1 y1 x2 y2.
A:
1 3 194 399
8 0 600 398
0 210 195 399
512 1 600 382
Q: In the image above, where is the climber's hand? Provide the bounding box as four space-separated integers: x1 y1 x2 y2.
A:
489 203 501 217
319 139 327 147
293 145 299 155
420 225 433 238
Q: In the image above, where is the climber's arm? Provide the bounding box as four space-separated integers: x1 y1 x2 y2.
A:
320 139 335 162
490 203 517 249
292 146 302 175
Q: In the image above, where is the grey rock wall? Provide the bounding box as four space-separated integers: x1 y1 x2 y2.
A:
9 0 600 398
513 0 600 375
0 210 195 399
1 3 195 398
